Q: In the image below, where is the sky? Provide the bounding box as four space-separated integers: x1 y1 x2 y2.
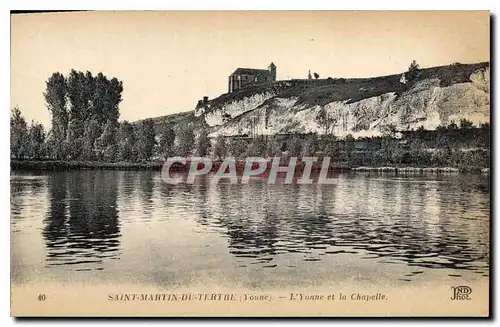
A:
11 11 490 128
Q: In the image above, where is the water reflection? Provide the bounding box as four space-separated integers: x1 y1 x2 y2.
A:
43 172 121 270
191 174 489 274
10 171 490 282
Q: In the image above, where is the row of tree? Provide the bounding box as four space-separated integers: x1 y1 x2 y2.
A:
11 69 217 162
207 127 489 169
42 70 124 160
11 94 490 168
11 105 195 162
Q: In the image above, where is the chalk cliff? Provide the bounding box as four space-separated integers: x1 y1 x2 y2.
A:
197 62 489 138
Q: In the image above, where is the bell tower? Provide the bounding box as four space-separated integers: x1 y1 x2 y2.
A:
268 62 277 82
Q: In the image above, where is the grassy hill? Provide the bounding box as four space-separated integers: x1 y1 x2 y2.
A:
132 110 196 134
210 61 489 109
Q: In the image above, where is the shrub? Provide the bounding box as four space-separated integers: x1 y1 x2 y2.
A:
407 60 420 81
459 118 474 129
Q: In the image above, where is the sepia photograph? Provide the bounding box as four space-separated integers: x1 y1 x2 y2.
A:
10 10 490 317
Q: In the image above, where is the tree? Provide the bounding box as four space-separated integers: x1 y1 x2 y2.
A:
407 60 420 81
480 122 490 130
105 77 123 124
287 135 303 157
266 138 281 157
26 121 46 160
158 124 175 159
44 69 124 161
136 119 156 161
213 134 228 159
436 124 448 133
67 70 90 137
344 134 355 142
66 119 85 160
408 138 430 166
308 70 312 80
196 129 211 157
301 134 318 157
313 72 319 79
435 134 451 149
316 108 336 135
95 120 119 161
175 124 195 157
117 121 137 161
344 134 355 164
447 120 458 131
391 142 409 165
373 137 401 166
67 70 123 128
228 138 249 158
82 118 101 160
10 107 28 159
92 73 122 126
45 132 67 160
324 136 340 159
44 72 68 148
459 118 474 129
382 123 397 137
246 136 266 157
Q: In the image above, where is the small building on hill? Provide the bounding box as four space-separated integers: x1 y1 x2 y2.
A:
228 62 276 93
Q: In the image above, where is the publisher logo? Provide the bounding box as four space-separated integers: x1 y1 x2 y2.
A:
450 286 472 301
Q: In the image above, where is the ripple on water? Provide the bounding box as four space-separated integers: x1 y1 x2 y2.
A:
10 171 491 285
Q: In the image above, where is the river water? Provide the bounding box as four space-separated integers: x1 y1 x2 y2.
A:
11 171 490 288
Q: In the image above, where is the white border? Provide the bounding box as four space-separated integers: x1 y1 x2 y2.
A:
2 1 497 325
2 1 496 10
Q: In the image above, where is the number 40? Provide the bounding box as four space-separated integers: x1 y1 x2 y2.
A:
37 294 46 301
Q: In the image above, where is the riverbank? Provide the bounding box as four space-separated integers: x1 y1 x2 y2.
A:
352 166 489 174
10 160 163 171
10 159 351 173
10 160 489 174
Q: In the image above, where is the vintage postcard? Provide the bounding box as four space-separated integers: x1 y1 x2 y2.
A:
10 10 490 317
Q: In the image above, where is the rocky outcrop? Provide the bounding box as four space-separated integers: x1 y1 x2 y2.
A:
200 63 489 139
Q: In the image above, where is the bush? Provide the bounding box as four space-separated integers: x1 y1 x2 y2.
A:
213 135 227 159
407 60 420 81
459 118 474 129
228 138 251 158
